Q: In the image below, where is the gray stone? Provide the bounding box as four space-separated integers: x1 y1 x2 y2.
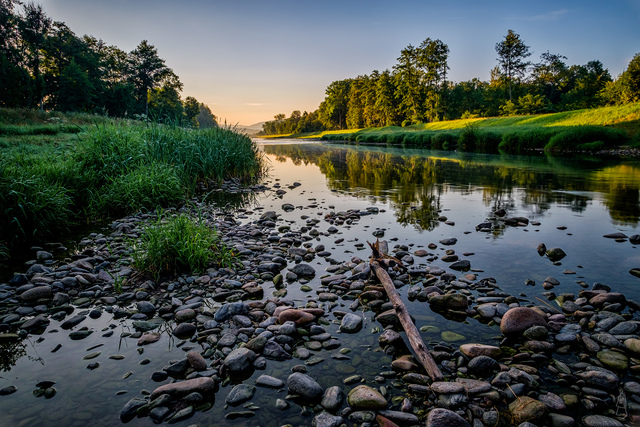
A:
425 408 471 427
347 385 387 410
312 411 343 427
291 263 316 278
255 375 284 388
339 313 363 333
224 347 257 373
287 372 324 402
226 384 256 406
581 415 623 427
321 385 344 411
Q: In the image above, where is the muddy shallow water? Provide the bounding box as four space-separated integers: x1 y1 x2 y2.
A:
1 140 639 426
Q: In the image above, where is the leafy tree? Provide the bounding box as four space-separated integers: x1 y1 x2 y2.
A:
531 51 567 105
318 80 350 129
183 96 200 127
624 53 640 102
0 0 29 107
417 38 449 121
196 103 217 128
56 58 93 111
19 3 52 108
147 82 183 122
495 29 531 101
561 60 611 109
128 40 176 115
394 44 422 124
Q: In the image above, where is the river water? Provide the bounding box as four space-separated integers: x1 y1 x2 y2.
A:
0 140 639 426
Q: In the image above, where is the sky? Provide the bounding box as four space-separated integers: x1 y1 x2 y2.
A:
35 0 640 125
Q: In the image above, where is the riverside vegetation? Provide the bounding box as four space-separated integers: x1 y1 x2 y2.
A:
0 108 266 262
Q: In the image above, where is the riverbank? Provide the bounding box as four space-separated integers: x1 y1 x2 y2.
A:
260 103 640 155
0 109 266 262
1 172 640 426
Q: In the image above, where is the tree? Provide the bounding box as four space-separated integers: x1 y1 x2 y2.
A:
147 82 183 122
531 51 567 105
495 29 531 101
56 58 93 111
19 3 52 108
624 53 640 102
196 103 217 128
183 96 200 127
0 0 29 107
318 80 350 129
128 40 175 115
393 44 422 124
417 38 449 121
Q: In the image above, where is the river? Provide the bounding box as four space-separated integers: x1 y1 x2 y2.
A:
0 140 639 426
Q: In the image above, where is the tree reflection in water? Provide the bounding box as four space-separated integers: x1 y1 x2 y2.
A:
263 143 640 229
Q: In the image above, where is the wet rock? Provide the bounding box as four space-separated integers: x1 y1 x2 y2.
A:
0 386 17 396
120 397 147 421
255 374 284 388
347 385 387 410
291 264 316 278
214 302 249 322
603 232 627 239
439 238 457 246
581 415 624 427
624 338 640 355
548 413 576 427
596 349 628 371
313 411 343 427
321 385 344 412
429 293 468 310
278 309 315 326
509 396 547 424
263 340 292 360
137 332 161 346
505 216 529 226
546 248 566 261
186 350 207 371
20 286 52 302
224 347 257 373
577 369 619 391
468 355 500 377
172 323 196 338
226 384 255 406
450 260 470 271
378 410 419 425
537 243 547 256
589 292 627 309
459 343 501 359
425 408 471 427
630 234 640 244
287 372 324 402
500 307 547 337
339 313 363 333
150 377 216 399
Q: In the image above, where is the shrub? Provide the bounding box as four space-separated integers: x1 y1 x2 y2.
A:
545 126 628 151
432 132 457 150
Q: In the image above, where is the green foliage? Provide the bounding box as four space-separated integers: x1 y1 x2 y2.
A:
544 126 628 151
132 213 237 280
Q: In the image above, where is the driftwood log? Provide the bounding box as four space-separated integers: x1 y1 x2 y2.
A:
369 240 444 382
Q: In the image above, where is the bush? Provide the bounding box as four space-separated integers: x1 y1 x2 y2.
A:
458 125 479 152
545 126 628 151
132 213 237 280
432 132 457 150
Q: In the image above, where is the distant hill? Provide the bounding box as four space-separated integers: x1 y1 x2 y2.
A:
236 122 265 135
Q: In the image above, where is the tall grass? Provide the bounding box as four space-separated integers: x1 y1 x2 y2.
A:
131 213 237 280
0 109 265 255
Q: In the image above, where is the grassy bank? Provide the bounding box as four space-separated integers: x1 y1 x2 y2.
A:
264 103 640 153
0 109 265 259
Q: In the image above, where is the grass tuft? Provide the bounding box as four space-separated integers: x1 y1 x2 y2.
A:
131 213 237 280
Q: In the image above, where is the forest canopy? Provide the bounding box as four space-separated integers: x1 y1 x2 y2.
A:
0 0 217 127
262 30 640 135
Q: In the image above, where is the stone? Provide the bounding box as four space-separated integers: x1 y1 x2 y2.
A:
312 411 343 427
467 355 500 376
263 340 292 360
255 374 284 388
137 333 161 346
347 385 387 410
509 396 547 424
287 372 324 401
546 248 566 261
596 349 628 371
278 309 315 326
172 323 196 338
226 384 255 406
624 338 640 355
577 369 619 391
500 307 547 337
429 293 469 310
425 408 471 427
441 331 465 342
150 377 216 399
291 263 316 278
430 382 465 394
224 347 257 373
20 286 52 302
186 351 208 371
120 397 147 421
321 385 344 411
340 313 363 333
581 415 623 427
459 343 501 359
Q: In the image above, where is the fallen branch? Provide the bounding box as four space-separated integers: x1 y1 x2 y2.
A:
369 243 443 381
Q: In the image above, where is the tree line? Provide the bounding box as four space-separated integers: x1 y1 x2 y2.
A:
0 1 217 127
262 30 640 134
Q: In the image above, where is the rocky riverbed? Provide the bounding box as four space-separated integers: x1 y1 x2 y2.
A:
1 179 640 427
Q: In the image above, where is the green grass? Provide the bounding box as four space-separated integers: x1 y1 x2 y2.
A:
0 108 265 255
313 103 640 152
131 213 237 280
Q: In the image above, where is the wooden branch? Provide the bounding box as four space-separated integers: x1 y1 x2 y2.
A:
371 259 444 382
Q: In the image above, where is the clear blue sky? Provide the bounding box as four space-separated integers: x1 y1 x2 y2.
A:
36 0 640 125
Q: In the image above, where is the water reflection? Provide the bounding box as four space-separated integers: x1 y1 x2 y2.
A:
0 340 26 372
263 143 640 227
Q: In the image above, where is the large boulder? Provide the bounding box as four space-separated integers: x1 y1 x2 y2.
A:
500 307 547 337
